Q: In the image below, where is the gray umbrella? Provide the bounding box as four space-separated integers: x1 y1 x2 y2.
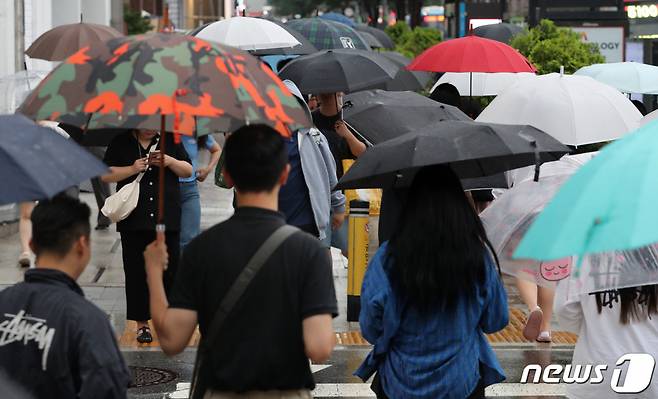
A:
473 23 524 44
355 24 395 49
336 120 570 190
358 31 384 49
343 89 469 144
380 51 433 91
278 49 399 94
0 115 108 205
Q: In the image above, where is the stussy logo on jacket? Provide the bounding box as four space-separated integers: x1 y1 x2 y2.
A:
0 310 56 370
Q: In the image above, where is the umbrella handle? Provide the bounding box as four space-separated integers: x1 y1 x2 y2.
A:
533 149 541 182
520 134 541 182
156 224 167 270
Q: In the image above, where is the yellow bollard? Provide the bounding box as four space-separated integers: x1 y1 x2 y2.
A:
347 199 370 322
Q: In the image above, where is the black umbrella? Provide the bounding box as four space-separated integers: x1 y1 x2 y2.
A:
342 90 469 144
278 49 399 94
59 123 126 146
0 115 108 204
336 120 570 190
379 51 433 91
473 23 524 44
355 24 395 49
463 173 509 190
252 19 318 56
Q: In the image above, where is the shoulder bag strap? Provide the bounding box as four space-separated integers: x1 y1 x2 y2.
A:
203 224 298 350
190 224 298 398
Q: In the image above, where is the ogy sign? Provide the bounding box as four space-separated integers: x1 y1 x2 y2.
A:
571 26 624 63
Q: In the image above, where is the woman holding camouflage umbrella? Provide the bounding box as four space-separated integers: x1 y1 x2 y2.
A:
102 129 191 343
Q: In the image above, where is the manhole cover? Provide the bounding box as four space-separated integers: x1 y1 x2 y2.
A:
129 366 178 388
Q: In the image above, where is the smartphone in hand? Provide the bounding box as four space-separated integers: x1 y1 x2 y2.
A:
148 151 161 163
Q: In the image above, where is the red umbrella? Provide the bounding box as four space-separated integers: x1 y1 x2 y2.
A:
407 36 536 73
408 36 535 99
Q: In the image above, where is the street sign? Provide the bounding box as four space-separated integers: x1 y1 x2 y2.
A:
571 26 625 63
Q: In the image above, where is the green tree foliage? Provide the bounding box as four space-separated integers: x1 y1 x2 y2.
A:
396 26 442 58
511 19 605 75
385 22 411 46
386 22 441 58
124 9 151 35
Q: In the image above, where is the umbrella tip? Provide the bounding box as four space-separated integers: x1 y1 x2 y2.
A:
560 65 564 76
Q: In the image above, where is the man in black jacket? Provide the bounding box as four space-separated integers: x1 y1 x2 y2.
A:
0 195 130 398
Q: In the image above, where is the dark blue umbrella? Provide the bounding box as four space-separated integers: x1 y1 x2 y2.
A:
0 115 108 205
319 12 355 27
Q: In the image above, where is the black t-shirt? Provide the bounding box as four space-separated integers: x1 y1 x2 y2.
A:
170 207 338 393
312 110 355 178
103 132 190 231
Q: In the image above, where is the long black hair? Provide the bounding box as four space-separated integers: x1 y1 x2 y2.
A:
388 165 501 313
595 286 658 324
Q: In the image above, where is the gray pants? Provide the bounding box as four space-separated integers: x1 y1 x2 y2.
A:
203 390 312 399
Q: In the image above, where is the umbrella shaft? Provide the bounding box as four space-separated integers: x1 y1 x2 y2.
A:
158 115 166 224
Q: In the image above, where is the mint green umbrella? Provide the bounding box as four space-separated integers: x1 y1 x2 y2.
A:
514 120 658 261
574 62 658 94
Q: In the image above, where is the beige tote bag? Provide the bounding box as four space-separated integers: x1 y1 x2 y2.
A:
102 139 159 223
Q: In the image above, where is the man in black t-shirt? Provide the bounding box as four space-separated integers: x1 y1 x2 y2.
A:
144 125 337 398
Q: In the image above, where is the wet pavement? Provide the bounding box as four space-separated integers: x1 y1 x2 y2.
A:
122 346 571 398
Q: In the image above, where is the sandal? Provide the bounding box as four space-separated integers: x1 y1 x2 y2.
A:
136 326 153 344
537 331 552 343
523 306 543 341
18 252 30 268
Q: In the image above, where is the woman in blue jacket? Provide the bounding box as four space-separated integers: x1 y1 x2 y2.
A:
356 165 509 399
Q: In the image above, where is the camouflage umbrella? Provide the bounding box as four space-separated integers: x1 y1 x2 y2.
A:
19 33 311 230
285 18 370 51
19 33 311 137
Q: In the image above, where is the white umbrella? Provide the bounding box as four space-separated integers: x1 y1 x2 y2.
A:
194 17 300 51
641 109 658 127
0 70 49 114
476 73 642 146
574 62 658 94
432 72 535 97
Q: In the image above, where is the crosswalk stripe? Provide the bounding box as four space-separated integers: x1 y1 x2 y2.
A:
165 382 566 398
486 383 566 396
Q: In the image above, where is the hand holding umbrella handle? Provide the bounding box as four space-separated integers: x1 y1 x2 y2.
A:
342 120 373 148
341 101 373 147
